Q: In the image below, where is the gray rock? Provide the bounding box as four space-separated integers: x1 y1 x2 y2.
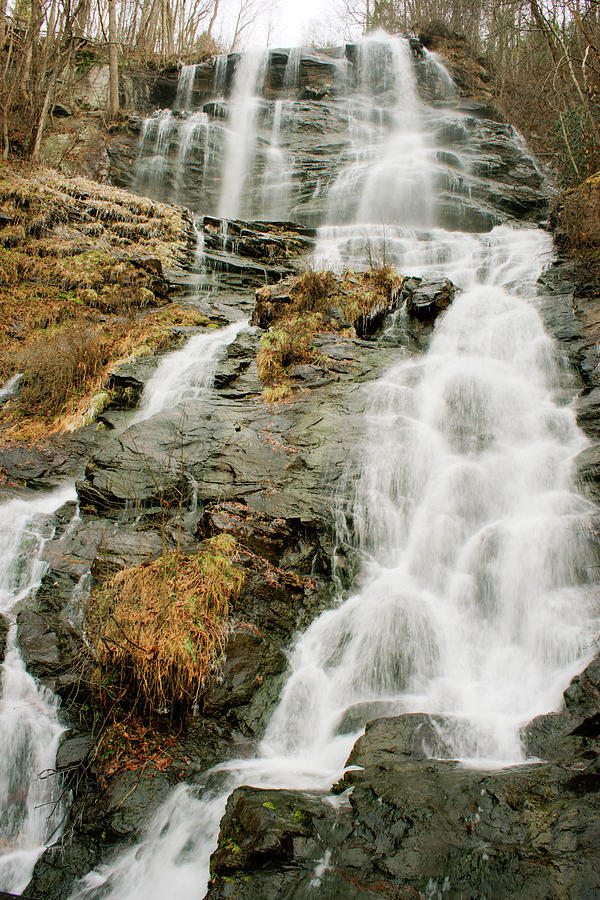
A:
0 614 9 664
56 733 95 770
403 276 457 322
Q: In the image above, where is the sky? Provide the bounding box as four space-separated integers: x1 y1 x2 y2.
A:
218 0 359 51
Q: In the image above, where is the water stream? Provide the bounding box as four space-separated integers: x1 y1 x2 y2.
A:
70 34 599 900
131 319 248 424
0 485 76 892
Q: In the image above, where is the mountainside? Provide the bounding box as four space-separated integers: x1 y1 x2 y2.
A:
1 33 600 900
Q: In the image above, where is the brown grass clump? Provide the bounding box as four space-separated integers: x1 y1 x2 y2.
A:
88 534 244 716
295 270 337 311
256 314 320 385
17 326 107 415
262 383 292 404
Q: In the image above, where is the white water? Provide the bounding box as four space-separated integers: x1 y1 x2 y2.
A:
0 372 23 405
72 35 599 900
261 99 293 218
218 50 267 219
130 319 248 424
175 64 197 110
0 484 76 892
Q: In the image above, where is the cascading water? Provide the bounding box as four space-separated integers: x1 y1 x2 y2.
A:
71 33 599 900
218 50 267 219
130 318 248 424
174 64 197 110
0 484 76 892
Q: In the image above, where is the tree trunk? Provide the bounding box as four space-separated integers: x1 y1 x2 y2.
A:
108 0 119 117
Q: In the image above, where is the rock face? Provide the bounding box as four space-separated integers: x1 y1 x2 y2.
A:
403 276 456 321
108 43 550 229
207 660 600 899
0 614 8 663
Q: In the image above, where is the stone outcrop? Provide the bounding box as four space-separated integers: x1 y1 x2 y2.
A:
206 657 600 899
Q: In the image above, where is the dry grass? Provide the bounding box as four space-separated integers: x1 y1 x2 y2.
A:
295 270 337 311
17 326 107 415
87 534 244 716
0 163 199 442
256 314 321 385
262 382 292 404
254 268 402 398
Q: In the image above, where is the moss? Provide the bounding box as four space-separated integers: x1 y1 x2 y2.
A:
225 840 243 855
262 800 277 810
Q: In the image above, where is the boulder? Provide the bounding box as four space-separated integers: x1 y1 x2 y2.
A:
207 710 600 899
403 276 457 322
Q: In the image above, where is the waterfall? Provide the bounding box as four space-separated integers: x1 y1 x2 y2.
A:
267 224 595 765
174 64 197 110
70 34 600 900
260 100 292 219
323 37 433 240
218 50 267 219
0 485 76 892
133 112 177 199
283 47 301 91
213 54 228 94
130 319 248 424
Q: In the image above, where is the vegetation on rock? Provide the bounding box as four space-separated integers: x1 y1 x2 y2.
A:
87 534 244 716
0 165 206 442
254 267 402 400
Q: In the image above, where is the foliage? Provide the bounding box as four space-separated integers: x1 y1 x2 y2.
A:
555 169 600 255
87 534 244 717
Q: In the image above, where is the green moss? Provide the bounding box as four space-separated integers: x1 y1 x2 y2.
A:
225 840 242 855
262 800 277 810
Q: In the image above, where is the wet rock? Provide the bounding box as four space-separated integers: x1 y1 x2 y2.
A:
0 614 9 663
90 527 165 582
202 218 315 288
574 444 600 502
208 712 600 899
213 329 259 388
107 356 161 406
345 713 452 762
17 609 61 679
56 732 95 770
523 654 600 765
403 276 457 322
106 770 172 837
